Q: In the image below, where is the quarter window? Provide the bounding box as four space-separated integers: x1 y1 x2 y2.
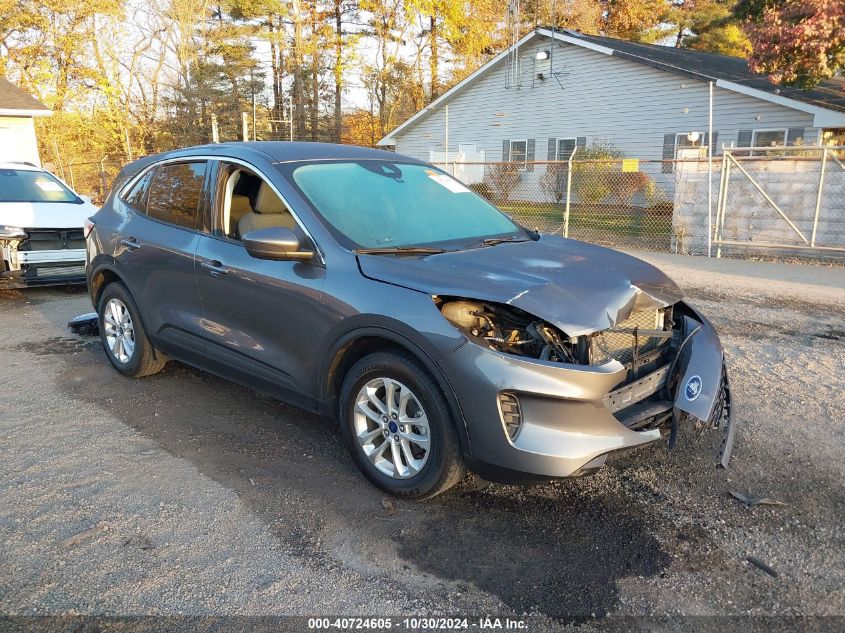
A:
122 171 153 210
146 162 207 230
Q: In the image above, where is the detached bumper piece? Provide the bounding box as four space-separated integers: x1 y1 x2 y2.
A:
712 365 735 468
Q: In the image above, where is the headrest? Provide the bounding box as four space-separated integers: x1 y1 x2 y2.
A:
230 194 252 215
255 181 286 215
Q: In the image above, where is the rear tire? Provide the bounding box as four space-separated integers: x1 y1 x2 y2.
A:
339 350 464 499
97 282 167 378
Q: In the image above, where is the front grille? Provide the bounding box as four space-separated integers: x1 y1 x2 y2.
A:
709 365 731 429
590 307 671 366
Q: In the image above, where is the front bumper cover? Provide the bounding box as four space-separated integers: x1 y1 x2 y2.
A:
440 305 733 480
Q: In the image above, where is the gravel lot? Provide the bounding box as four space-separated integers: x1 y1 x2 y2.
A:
0 253 843 630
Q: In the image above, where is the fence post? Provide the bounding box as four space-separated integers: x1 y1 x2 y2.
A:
98 156 109 202
811 148 827 247
68 164 75 190
715 150 731 258
242 112 249 142
563 145 577 238
211 114 220 143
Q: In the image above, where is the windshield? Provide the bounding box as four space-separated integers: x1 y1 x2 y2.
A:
0 168 80 203
287 161 523 249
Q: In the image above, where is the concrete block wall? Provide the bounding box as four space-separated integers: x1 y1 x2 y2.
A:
673 155 845 255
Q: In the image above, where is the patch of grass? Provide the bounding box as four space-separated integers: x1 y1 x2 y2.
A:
498 201 673 240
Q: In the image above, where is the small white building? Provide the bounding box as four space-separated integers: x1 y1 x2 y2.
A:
0 77 51 166
379 29 845 168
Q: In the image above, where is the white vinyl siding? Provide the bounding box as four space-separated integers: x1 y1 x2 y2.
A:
0 116 41 166
393 35 818 164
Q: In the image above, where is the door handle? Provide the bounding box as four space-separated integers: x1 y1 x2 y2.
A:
201 260 229 276
120 238 141 251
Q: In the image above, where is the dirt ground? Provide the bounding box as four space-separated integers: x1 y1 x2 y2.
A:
0 253 843 631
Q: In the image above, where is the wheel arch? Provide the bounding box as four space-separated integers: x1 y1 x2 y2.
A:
88 261 125 308
321 327 472 455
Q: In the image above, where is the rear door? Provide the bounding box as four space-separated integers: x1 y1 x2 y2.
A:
114 160 210 360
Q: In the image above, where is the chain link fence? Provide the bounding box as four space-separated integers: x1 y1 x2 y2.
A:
53 144 845 261
436 148 845 259
435 158 690 253
48 159 125 206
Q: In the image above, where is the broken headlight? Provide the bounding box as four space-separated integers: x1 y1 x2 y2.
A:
435 297 580 363
0 225 26 239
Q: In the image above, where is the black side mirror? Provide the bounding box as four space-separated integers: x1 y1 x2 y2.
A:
242 227 314 261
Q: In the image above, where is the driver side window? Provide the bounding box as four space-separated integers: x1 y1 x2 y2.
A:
216 163 297 241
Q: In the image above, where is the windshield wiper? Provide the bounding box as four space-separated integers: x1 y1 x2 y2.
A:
354 246 448 255
479 236 533 247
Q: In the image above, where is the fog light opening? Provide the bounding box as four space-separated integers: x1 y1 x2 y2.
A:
499 393 523 441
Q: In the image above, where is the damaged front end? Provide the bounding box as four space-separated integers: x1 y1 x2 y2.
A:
0 226 86 288
436 293 733 479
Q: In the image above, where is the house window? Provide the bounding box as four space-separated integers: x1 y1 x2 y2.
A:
555 138 577 161
753 129 788 149
662 131 718 173
502 138 535 171
510 140 528 168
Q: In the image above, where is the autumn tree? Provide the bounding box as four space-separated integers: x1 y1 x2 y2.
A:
660 1 750 57
602 0 665 41
743 0 845 89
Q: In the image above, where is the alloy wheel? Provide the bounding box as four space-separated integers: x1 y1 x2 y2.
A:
353 377 431 479
102 298 135 364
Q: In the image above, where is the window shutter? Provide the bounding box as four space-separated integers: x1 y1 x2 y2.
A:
576 136 587 151
736 130 753 147
547 138 557 161
787 127 805 146
526 138 535 171
662 133 675 173
502 140 510 162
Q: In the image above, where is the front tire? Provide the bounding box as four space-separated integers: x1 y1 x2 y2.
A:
339 351 464 499
97 282 167 378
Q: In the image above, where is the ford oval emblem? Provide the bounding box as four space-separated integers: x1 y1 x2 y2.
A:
685 375 702 401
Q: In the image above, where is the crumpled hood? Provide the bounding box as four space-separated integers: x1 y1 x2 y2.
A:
357 235 684 336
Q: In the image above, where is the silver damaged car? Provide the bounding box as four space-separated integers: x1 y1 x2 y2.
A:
85 142 734 499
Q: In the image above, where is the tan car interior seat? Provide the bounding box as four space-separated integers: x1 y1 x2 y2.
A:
229 194 253 232
238 182 297 236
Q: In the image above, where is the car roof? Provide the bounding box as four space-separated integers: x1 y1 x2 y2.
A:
0 161 44 171
162 141 424 165
111 142 427 199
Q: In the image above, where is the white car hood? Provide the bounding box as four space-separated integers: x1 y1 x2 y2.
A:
0 201 98 230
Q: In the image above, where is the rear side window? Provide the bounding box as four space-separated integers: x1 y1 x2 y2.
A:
146 162 207 230
123 171 153 210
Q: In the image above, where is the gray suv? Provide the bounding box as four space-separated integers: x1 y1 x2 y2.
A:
86 142 733 499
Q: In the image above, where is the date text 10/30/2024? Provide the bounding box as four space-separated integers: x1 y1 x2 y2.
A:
307 617 527 630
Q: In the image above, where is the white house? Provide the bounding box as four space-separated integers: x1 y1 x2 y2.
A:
379 28 845 170
0 77 51 166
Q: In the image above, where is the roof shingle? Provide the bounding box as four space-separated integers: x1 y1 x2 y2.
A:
0 77 50 113
556 30 845 114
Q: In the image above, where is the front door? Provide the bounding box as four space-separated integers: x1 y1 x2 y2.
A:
194 160 327 405
114 160 209 359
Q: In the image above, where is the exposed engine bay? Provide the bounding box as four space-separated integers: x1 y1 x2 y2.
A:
436 297 678 378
